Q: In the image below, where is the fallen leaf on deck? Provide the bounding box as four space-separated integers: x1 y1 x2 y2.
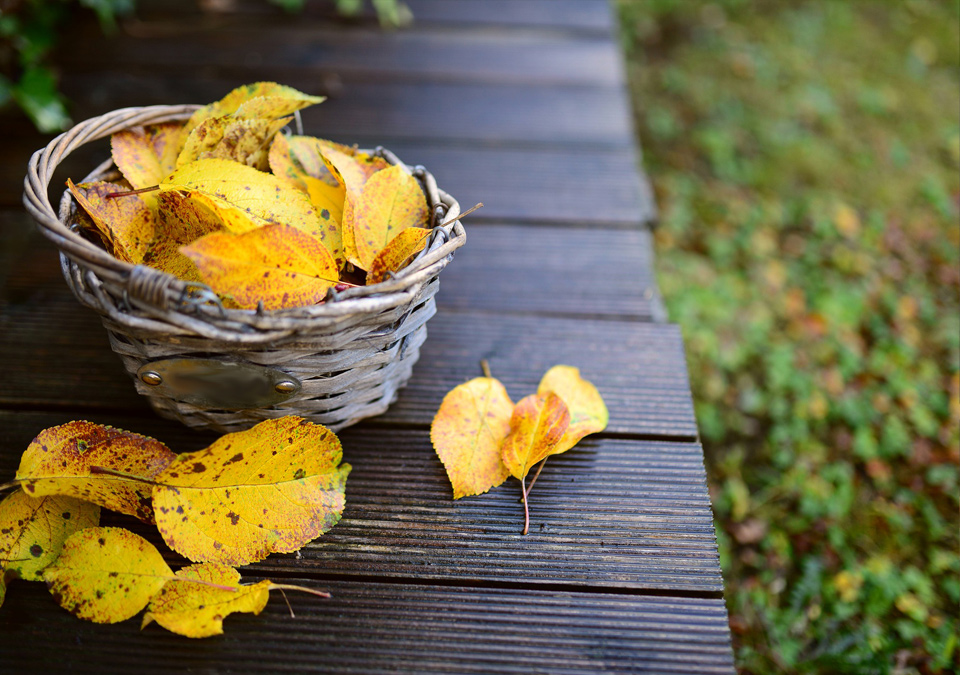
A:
44 527 172 623
15 421 176 523
500 392 571 482
366 227 432 284
67 180 156 264
537 366 608 454
152 417 351 565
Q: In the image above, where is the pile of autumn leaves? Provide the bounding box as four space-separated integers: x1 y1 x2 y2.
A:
69 82 432 309
0 417 349 637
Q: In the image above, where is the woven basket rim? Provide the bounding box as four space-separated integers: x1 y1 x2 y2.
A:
23 104 465 338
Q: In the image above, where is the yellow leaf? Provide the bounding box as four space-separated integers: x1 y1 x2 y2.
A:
366 227 431 285
0 490 100 581
500 392 571 482
159 187 260 238
152 417 351 565
177 116 292 171
234 94 325 120
15 421 176 523
141 238 205 284
142 563 270 638
67 180 156 264
183 82 324 137
182 223 340 310
44 527 172 624
161 158 331 248
352 164 429 271
537 365 608 454
317 144 391 268
430 377 514 499
110 122 183 199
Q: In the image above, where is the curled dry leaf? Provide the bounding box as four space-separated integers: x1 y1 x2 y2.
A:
142 563 270 638
366 227 432 285
67 180 155 264
183 81 324 137
110 122 183 198
44 527 173 624
351 164 429 271
500 392 571 482
431 377 514 499
0 490 100 582
15 421 176 523
537 366 609 454
152 417 351 566
182 223 339 310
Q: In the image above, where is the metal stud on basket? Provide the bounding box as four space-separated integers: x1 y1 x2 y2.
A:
23 105 466 434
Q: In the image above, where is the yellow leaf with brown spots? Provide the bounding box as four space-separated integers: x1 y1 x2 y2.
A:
177 116 292 171
15 421 176 523
0 490 100 582
430 377 515 499
181 223 339 309
352 164 429 271
152 417 351 565
183 82 324 137
44 527 172 624
141 238 205 284
500 392 570 482
67 180 156 264
111 122 183 200
316 144 391 268
366 227 431 285
537 366 608 454
142 563 270 638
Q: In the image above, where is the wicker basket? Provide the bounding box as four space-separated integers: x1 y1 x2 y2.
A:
23 105 466 434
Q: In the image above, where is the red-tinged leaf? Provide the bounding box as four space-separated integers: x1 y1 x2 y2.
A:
366 227 432 284
67 180 156 264
181 223 340 309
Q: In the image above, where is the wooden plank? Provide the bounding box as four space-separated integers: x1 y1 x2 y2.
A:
0 580 734 674
0 412 721 594
63 22 624 87
135 0 616 33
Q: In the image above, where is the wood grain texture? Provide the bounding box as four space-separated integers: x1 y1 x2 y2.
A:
0 411 720 594
0 580 733 674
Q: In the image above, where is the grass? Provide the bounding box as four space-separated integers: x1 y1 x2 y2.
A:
617 1 959 672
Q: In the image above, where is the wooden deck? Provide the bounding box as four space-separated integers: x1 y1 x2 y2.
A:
0 1 734 672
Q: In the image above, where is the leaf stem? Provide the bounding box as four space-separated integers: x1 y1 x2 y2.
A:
105 185 161 199
0 480 20 493
439 202 483 228
268 583 332 599
480 359 492 379
276 587 296 618
89 466 160 485
521 476 530 536
524 458 549 497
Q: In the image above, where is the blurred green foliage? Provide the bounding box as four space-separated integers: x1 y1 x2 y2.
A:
0 0 405 133
617 0 959 672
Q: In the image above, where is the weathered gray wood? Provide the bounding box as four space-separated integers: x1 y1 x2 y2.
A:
0 580 733 674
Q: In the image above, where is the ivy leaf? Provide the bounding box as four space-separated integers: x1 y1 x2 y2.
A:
183 82 324 137
44 527 173 624
177 116 292 171
67 180 156 264
110 122 184 200
0 490 100 581
15 421 176 523
351 164 429 271
430 377 514 499
141 563 271 638
537 366 609 454
366 227 431 285
500 392 571 483
181 223 340 310
152 417 351 565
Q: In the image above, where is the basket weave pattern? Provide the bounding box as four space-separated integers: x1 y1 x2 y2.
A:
23 105 465 433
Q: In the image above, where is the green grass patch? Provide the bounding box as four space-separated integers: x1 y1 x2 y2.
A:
618 1 959 672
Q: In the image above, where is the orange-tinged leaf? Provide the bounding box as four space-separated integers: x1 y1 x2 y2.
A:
352 164 429 271
67 180 156 264
366 227 431 284
44 527 172 624
183 82 324 137
177 115 291 171
111 122 183 197
152 417 351 565
141 238 205 284
0 490 100 581
15 421 176 523
142 563 270 638
430 377 514 499
537 366 608 454
182 224 339 310
500 393 571 481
